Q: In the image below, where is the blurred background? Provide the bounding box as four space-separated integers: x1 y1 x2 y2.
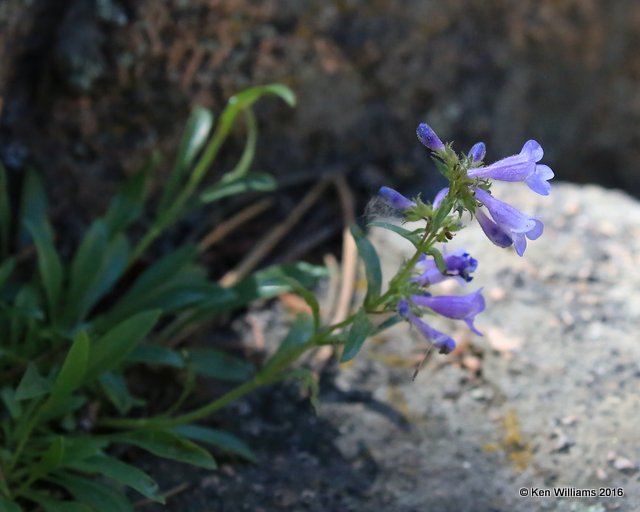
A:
1 0 639 255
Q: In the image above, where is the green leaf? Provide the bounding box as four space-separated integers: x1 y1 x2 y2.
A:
86 310 161 378
65 227 129 324
0 496 22 512
109 430 217 469
426 247 447 274
263 313 314 372
232 262 328 305
160 107 214 211
41 332 89 417
29 493 91 512
99 372 145 415
340 308 375 362
0 258 15 290
280 276 320 330
188 347 254 382
160 262 326 342
19 167 50 244
30 435 65 479
1 387 22 419
177 107 215 171
350 224 382 307
0 163 11 257
49 473 133 512
126 344 185 368
368 221 422 247
70 455 164 503
15 363 50 401
24 219 63 316
200 172 276 203
221 108 257 182
104 154 158 236
227 84 296 111
172 425 256 462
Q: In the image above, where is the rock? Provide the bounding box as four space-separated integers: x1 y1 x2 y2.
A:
320 182 640 511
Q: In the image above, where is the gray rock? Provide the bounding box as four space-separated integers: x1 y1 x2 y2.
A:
320 182 640 511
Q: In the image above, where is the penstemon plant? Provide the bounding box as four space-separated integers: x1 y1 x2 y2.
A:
0 82 553 511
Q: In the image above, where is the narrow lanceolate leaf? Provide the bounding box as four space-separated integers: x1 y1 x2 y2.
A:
125 344 185 368
24 220 63 316
1 387 22 419
223 108 257 181
28 493 92 512
99 372 145 415
199 172 276 203
426 247 448 274
19 167 51 243
104 154 158 236
41 332 89 418
109 430 217 469
29 436 65 480
0 496 23 512
350 224 382 307
340 308 375 362
49 473 133 512
15 363 50 401
64 221 129 323
70 455 164 503
368 221 422 247
279 276 321 330
188 347 254 382
160 107 214 211
86 310 161 379
172 425 256 462
0 258 15 290
263 314 314 373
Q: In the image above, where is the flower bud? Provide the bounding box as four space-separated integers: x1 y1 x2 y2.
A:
416 123 445 152
468 142 486 162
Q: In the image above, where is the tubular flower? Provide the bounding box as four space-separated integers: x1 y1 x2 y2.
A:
416 123 445 152
467 140 554 196
398 299 456 354
474 188 543 256
433 187 449 209
410 289 485 335
468 142 486 163
412 250 478 286
378 186 416 211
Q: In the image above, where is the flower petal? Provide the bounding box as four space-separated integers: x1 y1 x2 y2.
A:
476 209 513 248
519 140 544 161
468 142 486 162
416 123 445 152
433 187 449 209
474 188 536 233
378 186 416 210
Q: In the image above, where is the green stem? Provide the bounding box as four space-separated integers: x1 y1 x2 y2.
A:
98 335 320 431
129 117 233 265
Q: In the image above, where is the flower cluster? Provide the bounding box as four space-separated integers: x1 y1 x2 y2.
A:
377 122 553 354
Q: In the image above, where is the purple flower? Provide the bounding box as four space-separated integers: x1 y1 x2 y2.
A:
468 142 486 163
433 187 449 209
474 188 543 256
378 186 416 211
467 140 554 196
412 250 478 286
411 289 485 335
416 123 445 152
398 299 456 354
